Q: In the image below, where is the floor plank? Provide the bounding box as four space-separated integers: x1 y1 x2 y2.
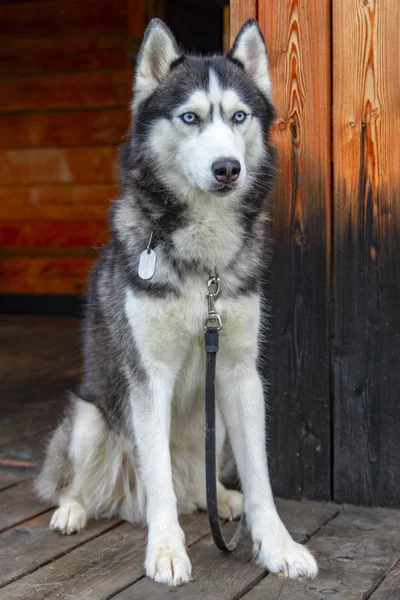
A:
0 480 50 533
0 512 211 600
369 562 400 600
1 318 399 600
241 506 400 599
112 500 338 599
0 512 119 588
0 432 46 490
0 317 80 454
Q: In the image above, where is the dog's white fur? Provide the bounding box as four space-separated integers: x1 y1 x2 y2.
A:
51 281 317 584
42 20 318 586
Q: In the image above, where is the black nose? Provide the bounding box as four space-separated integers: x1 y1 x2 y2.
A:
212 158 241 183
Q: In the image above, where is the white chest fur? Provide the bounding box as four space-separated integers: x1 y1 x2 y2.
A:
125 278 261 374
171 197 242 270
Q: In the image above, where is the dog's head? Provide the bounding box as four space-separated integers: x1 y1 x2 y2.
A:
132 18 274 201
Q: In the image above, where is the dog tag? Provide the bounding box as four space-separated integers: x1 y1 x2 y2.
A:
138 249 157 280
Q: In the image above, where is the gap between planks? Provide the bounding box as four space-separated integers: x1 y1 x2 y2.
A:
108 500 338 600
240 505 400 600
0 500 338 600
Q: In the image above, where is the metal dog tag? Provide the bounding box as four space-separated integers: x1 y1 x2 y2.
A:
138 249 157 280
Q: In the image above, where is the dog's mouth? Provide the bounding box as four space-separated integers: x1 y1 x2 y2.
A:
211 184 237 196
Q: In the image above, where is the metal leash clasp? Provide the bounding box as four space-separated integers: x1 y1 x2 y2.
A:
204 271 222 331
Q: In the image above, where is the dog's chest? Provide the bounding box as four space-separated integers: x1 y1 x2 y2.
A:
126 278 230 350
171 202 242 269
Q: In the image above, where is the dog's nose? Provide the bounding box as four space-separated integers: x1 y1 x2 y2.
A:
212 158 241 183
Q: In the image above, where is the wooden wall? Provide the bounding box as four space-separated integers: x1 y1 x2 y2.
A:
258 1 332 501
0 0 145 296
333 0 400 508
1 0 399 507
232 0 400 507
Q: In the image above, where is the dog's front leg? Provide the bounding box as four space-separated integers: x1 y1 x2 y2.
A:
130 364 191 586
218 363 318 580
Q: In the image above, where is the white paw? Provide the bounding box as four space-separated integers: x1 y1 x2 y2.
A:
50 502 87 535
146 536 192 586
217 488 244 521
254 522 318 580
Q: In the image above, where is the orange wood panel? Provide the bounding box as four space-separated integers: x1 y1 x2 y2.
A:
0 110 130 149
0 34 130 77
0 147 118 185
0 0 142 297
257 0 331 500
0 257 96 294
333 0 400 506
230 0 257 41
0 185 118 221
0 70 132 113
0 0 128 38
0 221 108 248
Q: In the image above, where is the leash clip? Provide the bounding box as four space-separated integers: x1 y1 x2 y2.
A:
205 272 222 331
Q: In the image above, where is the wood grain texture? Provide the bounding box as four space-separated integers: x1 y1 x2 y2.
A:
333 0 400 507
112 500 338 599
0 316 80 382
1 512 211 600
0 222 108 248
0 0 140 296
0 70 132 113
0 147 118 184
0 185 118 221
0 397 68 447
0 34 130 77
0 110 130 149
229 0 257 41
258 1 331 500
242 505 400 599
0 0 128 38
0 257 95 294
369 562 400 600
0 513 120 588
0 432 47 489
0 481 50 533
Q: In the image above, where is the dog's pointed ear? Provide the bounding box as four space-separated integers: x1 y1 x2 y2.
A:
134 19 181 106
229 19 272 98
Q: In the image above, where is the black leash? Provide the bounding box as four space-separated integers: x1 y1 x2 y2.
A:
204 273 242 552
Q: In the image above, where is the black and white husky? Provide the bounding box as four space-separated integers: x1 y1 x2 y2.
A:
37 19 318 585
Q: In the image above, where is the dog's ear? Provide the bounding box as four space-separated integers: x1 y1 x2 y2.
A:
134 19 181 106
229 19 272 98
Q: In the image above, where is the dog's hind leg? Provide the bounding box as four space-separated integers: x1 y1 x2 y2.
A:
36 401 88 534
37 396 120 534
50 496 87 534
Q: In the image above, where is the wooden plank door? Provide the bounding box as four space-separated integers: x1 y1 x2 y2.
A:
256 1 332 500
333 0 400 507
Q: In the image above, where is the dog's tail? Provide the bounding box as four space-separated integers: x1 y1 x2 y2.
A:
35 396 75 504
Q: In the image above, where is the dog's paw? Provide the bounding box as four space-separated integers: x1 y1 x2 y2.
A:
253 520 318 580
50 501 87 535
217 488 244 521
145 539 192 586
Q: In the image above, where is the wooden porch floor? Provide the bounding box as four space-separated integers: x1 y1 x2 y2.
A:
0 317 399 599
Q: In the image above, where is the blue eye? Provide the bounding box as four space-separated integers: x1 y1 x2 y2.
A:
180 112 200 125
232 111 247 124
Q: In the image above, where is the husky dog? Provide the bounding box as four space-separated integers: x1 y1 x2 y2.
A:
37 19 318 585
